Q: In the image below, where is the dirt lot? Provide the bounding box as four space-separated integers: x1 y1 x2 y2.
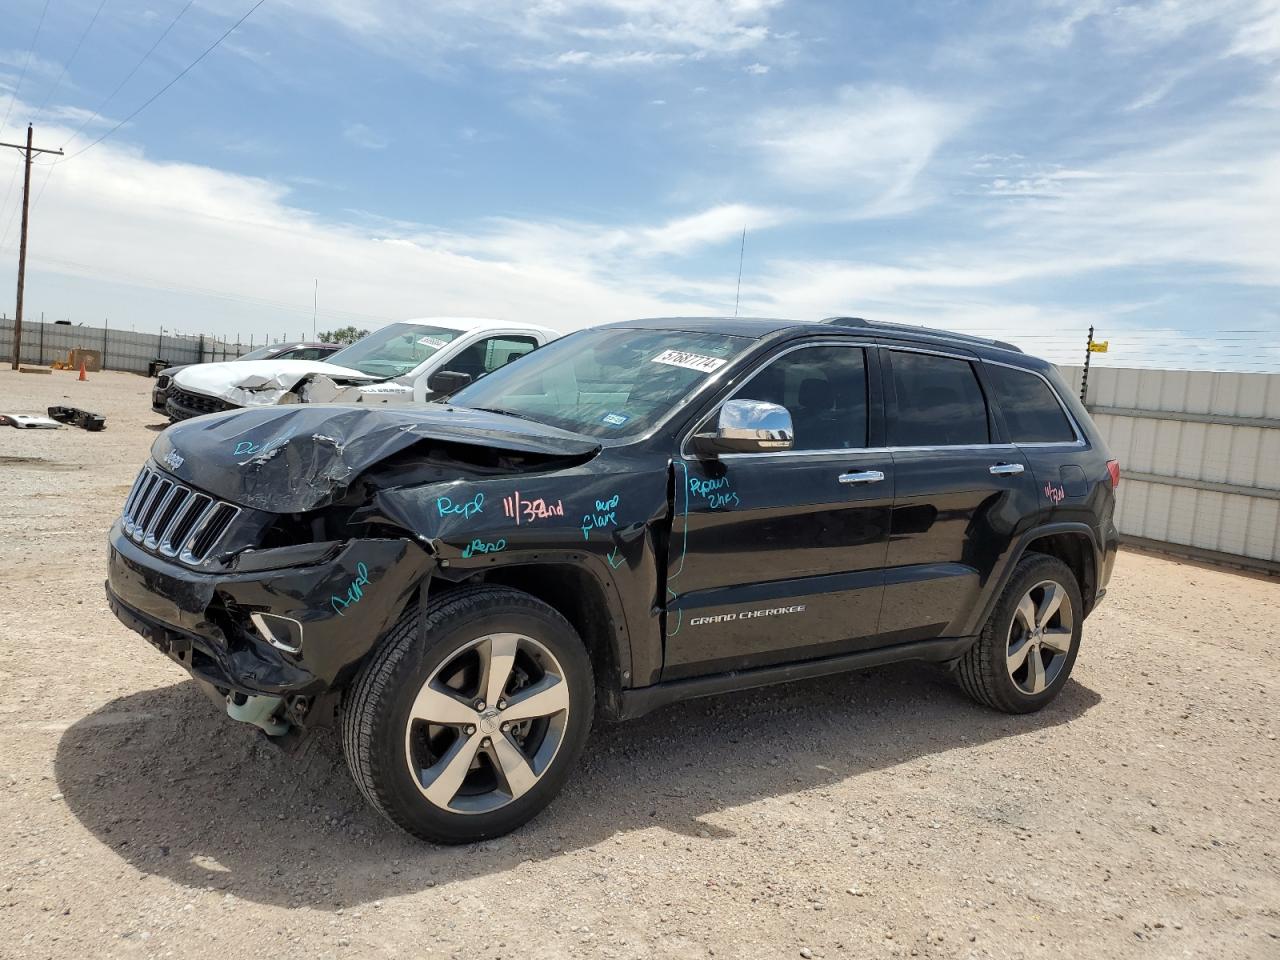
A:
1 368 1277 960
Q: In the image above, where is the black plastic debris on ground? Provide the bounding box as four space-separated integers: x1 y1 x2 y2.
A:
48 406 106 431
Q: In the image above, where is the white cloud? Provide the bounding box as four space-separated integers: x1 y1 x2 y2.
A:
281 0 786 70
0 106 788 338
746 86 969 211
744 62 770 75
342 122 389 149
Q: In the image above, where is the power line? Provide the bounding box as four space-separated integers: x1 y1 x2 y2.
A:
57 0 269 163
61 0 196 149
33 0 112 123
0 0 54 233
0 0 53 135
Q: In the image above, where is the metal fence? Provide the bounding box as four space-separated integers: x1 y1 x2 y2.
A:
1060 364 1280 572
0 316 252 374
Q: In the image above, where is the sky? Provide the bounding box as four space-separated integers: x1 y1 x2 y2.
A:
1 0 1279 370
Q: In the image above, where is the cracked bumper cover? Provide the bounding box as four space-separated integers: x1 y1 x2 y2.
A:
105 520 433 702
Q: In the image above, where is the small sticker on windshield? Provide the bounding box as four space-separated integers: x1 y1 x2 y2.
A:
651 349 727 373
601 412 629 427
418 336 448 349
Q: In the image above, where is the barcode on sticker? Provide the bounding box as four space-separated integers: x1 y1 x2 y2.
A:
650 350 727 374
418 336 447 349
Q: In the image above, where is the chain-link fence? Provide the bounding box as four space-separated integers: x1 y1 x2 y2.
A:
0 316 251 374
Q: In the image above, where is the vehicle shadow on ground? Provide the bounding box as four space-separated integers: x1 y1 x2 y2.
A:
55 665 1100 909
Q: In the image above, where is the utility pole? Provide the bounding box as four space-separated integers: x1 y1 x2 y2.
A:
2 125 63 369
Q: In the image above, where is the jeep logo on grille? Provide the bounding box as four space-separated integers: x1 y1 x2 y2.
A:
163 450 185 470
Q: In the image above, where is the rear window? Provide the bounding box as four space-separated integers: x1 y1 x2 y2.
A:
887 351 989 446
985 364 1076 443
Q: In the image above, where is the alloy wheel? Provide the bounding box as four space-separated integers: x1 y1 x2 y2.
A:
1006 579 1074 695
404 632 570 815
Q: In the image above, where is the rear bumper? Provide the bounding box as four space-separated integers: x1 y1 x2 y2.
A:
106 520 433 702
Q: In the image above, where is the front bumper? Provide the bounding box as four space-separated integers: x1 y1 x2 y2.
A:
165 387 239 422
106 520 433 709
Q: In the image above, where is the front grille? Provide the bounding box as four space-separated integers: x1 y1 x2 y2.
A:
121 464 240 564
169 387 235 416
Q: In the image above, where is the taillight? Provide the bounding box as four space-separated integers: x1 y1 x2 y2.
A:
1106 459 1121 488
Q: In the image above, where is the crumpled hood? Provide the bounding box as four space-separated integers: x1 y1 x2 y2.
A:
151 404 601 513
172 359 377 405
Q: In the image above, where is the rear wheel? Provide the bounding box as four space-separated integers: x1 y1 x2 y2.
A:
957 553 1082 713
342 586 594 843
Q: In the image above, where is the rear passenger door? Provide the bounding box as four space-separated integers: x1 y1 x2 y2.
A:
982 361 1086 517
879 348 1038 642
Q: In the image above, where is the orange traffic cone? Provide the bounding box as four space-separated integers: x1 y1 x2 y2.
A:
78 359 87 381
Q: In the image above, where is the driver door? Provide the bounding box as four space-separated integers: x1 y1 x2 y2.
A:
663 342 894 680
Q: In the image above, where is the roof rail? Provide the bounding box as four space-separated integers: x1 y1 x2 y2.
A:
821 316 1023 353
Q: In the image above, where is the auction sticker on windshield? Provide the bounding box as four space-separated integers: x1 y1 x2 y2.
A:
418 336 448 349
651 349 728 373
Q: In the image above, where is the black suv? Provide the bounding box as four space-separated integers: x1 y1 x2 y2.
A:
106 317 1119 843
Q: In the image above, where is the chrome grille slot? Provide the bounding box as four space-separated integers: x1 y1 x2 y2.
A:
185 503 239 562
162 494 212 556
119 464 240 566
129 475 163 540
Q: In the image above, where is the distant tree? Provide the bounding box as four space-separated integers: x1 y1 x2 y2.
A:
318 326 370 344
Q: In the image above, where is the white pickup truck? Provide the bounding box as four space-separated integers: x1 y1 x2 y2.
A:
166 317 559 421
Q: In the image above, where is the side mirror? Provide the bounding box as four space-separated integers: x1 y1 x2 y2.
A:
692 399 794 456
426 370 473 397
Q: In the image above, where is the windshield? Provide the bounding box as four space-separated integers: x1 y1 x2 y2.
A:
237 345 282 361
449 327 753 437
326 323 463 378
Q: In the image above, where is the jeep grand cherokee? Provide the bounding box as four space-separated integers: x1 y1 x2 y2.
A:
106 316 1120 843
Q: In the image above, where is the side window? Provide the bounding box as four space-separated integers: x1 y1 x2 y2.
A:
284 347 330 361
449 336 539 379
735 345 868 451
887 351 989 446
985 364 1076 443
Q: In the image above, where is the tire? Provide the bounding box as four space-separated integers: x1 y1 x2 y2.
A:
957 552 1083 714
341 585 594 844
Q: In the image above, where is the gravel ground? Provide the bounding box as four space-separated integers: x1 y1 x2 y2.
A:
1 368 1278 960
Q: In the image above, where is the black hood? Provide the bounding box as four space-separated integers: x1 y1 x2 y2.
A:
151 404 601 513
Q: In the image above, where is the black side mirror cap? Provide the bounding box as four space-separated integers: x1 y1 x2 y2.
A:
426 370 473 396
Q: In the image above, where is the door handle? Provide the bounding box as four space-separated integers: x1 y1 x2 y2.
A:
989 462 1025 476
838 470 885 485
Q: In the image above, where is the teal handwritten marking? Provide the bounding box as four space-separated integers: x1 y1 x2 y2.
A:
607 546 623 569
330 562 371 616
234 430 294 460
461 538 506 559
666 461 691 637
689 474 740 510
437 492 485 520
580 493 620 540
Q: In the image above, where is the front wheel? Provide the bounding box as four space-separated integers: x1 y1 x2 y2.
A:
342 586 594 843
957 553 1083 714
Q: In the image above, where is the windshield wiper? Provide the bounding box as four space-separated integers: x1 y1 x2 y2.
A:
470 406 543 424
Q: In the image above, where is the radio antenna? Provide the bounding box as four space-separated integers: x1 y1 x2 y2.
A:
733 226 747 318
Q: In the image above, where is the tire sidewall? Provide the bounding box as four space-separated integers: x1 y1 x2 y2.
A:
367 596 593 842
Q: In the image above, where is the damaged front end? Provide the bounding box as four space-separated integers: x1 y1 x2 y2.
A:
106 403 601 739
169 359 385 414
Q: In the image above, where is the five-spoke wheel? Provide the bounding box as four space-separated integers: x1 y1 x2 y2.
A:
1005 580 1074 695
406 632 571 815
958 552 1083 713
343 586 593 844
